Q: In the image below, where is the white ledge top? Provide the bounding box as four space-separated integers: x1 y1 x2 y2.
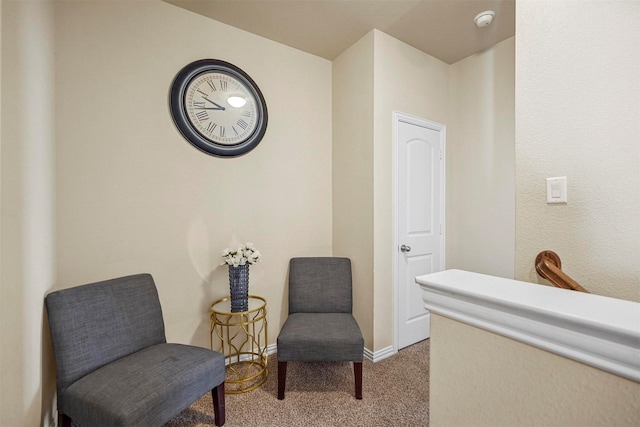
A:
416 269 640 382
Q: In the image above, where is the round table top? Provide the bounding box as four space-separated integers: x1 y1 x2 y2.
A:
210 295 266 315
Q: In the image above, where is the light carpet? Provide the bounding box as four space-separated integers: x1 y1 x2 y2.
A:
165 339 430 426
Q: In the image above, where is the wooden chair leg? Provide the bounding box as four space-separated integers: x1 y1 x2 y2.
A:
354 361 363 399
212 382 225 426
278 361 287 400
58 413 72 427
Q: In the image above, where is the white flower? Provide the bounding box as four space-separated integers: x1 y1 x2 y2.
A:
221 242 262 266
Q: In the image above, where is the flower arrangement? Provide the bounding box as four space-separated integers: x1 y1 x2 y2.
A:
221 242 262 267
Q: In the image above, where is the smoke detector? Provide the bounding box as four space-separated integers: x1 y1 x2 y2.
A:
474 10 495 27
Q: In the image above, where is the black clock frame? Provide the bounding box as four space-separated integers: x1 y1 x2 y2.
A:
169 59 268 157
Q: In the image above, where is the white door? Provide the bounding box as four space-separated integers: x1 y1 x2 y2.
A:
395 113 445 350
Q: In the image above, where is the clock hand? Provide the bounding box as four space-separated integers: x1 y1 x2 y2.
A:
203 97 226 111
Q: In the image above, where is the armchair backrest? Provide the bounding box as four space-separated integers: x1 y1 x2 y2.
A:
45 273 167 402
288 257 352 314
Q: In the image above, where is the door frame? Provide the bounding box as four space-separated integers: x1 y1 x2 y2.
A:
392 111 446 352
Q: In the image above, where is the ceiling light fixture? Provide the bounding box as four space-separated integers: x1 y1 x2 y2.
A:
474 10 495 28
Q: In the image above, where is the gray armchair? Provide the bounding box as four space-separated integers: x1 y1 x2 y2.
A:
277 257 364 399
45 273 226 426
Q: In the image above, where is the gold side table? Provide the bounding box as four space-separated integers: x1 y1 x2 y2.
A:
210 295 268 393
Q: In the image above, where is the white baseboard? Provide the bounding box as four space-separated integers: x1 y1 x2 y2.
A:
264 343 397 363
364 345 396 362
223 343 277 365
266 343 278 355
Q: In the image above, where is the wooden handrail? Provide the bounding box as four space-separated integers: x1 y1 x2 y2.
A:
535 250 589 293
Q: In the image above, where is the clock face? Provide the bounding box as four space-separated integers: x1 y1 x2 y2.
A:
184 71 259 146
170 60 268 157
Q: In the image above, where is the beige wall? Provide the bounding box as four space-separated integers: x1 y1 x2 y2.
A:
333 30 450 352
11 0 637 425
372 30 449 351
447 36 515 278
332 31 375 347
429 2 640 425
2 0 332 424
54 0 332 340
430 314 640 427
515 0 640 301
1 1 57 425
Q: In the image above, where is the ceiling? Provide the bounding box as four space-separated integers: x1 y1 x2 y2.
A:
164 0 515 64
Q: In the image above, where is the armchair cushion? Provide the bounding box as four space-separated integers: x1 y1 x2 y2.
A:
277 313 364 362
64 343 224 426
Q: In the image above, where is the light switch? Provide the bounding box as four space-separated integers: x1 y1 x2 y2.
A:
547 177 567 203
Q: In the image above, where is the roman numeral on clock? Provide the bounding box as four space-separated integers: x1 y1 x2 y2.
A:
206 122 217 134
195 110 209 122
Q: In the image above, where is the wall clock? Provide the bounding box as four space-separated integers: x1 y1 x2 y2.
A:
169 59 268 157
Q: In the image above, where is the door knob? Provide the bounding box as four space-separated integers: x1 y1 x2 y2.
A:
400 244 411 253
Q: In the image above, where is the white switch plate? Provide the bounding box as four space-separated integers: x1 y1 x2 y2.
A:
547 177 567 203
